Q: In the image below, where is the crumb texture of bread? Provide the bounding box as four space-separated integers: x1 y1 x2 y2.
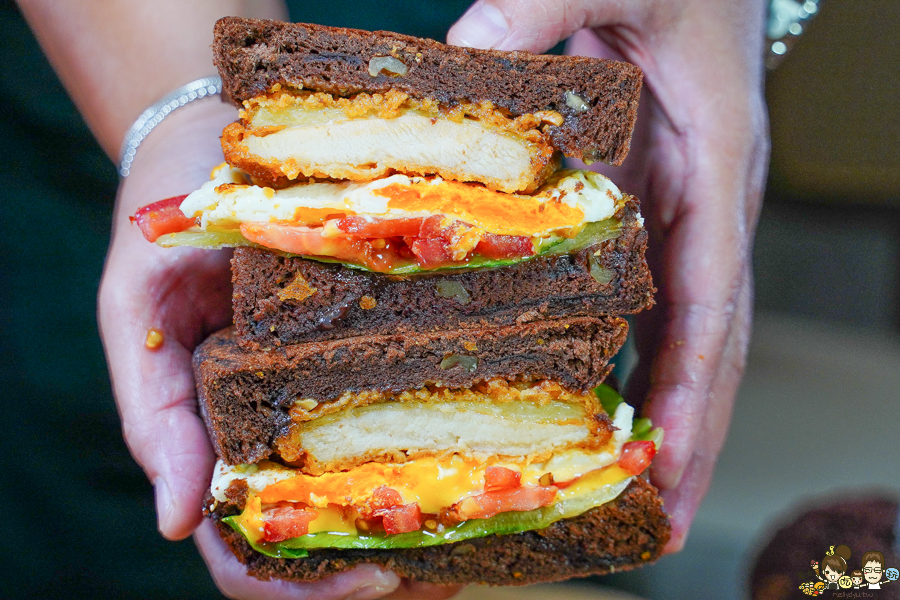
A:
231 197 652 350
194 316 628 466
208 476 670 585
213 17 642 166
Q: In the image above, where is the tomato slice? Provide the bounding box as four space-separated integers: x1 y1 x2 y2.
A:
262 505 317 542
418 214 447 238
240 222 400 271
237 217 534 271
475 233 534 259
409 236 452 268
242 222 363 260
376 502 424 534
336 216 425 238
484 466 521 491
617 441 657 476
452 486 557 521
131 195 193 242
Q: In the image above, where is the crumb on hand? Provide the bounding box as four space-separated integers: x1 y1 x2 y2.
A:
145 328 164 350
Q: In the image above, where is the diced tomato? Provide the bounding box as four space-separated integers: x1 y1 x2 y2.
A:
370 485 403 511
376 502 424 534
452 485 557 521
484 466 521 491
359 485 403 520
262 505 317 542
131 195 193 242
475 233 534 259
336 216 425 238
617 441 657 476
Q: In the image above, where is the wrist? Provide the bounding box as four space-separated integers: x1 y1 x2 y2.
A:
119 76 223 177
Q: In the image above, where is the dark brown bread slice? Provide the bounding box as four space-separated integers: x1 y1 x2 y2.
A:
232 197 652 350
195 316 627 466
207 476 670 585
213 17 642 166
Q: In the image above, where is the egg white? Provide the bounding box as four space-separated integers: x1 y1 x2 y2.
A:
181 164 622 238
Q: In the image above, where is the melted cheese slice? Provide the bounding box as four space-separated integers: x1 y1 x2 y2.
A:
180 164 621 238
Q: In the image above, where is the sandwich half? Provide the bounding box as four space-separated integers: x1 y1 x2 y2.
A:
197 318 669 584
131 18 653 349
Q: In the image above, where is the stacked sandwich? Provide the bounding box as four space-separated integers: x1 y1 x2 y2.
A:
133 17 671 585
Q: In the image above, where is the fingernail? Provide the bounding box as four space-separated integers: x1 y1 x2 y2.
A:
153 477 173 534
344 570 399 600
451 2 508 49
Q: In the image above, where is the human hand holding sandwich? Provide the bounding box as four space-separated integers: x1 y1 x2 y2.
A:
448 0 769 551
19 1 454 598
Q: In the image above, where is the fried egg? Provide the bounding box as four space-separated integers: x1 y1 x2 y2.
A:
180 164 622 238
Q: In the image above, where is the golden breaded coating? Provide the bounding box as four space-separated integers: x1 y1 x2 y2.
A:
275 379 614 475
222 89 561 193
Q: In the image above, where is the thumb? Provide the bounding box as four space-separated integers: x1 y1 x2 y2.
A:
447 0 625 52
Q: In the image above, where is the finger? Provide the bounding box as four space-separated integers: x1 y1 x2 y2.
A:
194 520 401 600
383 581 464 599
99 99 236 540
638 196 746 491
98 244 232 540
658 268 752 552
637 96 766 492
447 0 630 52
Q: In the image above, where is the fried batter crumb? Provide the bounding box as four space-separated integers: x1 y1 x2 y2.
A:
278 272 318 302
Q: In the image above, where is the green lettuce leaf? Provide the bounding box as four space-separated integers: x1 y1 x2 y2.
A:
223 477 630 559
156 218 621 274
593 383 664 446
593 382 625 417
156 229 255 250
538 219 621 255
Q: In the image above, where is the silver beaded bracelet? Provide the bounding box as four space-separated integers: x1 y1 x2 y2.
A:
766 0 822 69
117 75 223 177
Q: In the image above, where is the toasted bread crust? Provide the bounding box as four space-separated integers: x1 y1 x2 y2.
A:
195 316 628 466
232 197 652 350
207 476 670 585
213 17 642 166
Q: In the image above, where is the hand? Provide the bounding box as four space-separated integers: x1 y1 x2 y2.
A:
97 99 460 600
449 0 769 551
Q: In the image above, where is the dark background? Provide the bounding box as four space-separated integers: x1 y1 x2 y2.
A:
1 0 897 598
